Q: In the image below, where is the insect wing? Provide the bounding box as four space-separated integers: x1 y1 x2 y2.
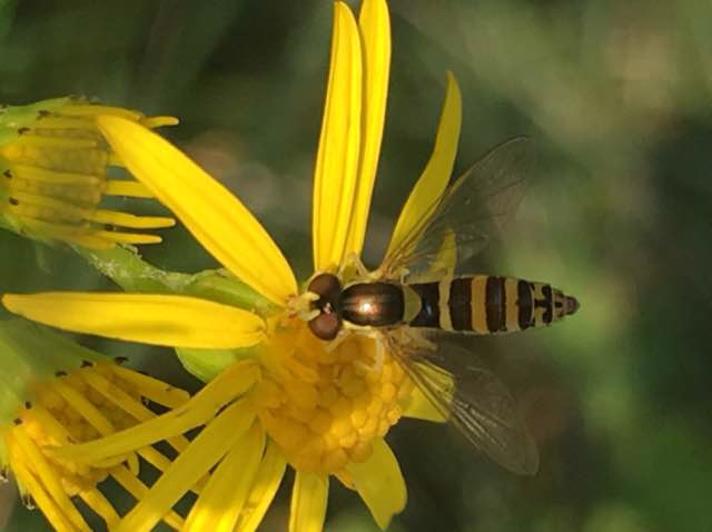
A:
391 334 539 475
380 137 532 281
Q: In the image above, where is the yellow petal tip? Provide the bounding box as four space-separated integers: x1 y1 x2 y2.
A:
98 113 297 305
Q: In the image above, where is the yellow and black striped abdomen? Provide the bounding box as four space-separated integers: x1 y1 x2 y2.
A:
406 275 579 334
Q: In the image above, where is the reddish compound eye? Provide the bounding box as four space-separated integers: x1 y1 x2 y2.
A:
308 313 341 341
306 273 343 340
307 273 342 306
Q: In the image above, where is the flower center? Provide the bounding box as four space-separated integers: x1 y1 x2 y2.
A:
254 318 412 475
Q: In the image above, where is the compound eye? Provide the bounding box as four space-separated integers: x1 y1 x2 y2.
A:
307 273 342 305
308 313 341 341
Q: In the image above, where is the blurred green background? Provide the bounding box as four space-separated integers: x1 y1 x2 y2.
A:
1 0 711 530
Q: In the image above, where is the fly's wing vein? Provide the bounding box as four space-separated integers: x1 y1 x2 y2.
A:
380 137 532 281
389 332 539 475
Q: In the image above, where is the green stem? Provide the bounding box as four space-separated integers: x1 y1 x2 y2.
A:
75 245 275 382
75 245 274 315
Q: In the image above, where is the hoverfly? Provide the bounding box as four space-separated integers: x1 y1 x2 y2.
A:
304 137 578 475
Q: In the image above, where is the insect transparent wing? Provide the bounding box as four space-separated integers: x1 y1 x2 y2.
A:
389 332 539 475
381 137 532 280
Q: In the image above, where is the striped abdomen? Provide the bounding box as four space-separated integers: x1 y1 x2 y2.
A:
405 275 579 334
339 275 579 334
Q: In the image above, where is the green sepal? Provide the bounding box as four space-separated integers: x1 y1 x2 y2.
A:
0 318 108 427
174 346 257 383
0 100 73 240
0 96 103 246
0 97 74 146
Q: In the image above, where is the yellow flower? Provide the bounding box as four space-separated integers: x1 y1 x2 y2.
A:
0 319 194 531
0 97 176 248
2 0 462 530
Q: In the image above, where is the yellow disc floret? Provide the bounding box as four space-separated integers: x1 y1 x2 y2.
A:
255 317 412 475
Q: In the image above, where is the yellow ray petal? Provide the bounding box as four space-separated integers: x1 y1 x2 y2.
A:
53 361 258 464
80 369 192 455
6 435 80 532
347 438 406 530
111 365 190 408
9 430 90 531
110 466 185 530
116 401 256 532
289 472 329 532
342 0 391 258
103 180 154 198
2 292 265 349
235 441 287 532
183 424 265 532
401 384 447 423
96 115 296 306
385 72 462 258
88 209 175 229
429 229 457 278
77 489 120 529
403 228 457 284
312 1 363 272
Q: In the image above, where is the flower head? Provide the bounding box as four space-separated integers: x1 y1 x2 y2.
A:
2 0 462 529
0 318 193 531
0 97 176 248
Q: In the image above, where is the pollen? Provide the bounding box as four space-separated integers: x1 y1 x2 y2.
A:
0 97 176 248
255 318 413 475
